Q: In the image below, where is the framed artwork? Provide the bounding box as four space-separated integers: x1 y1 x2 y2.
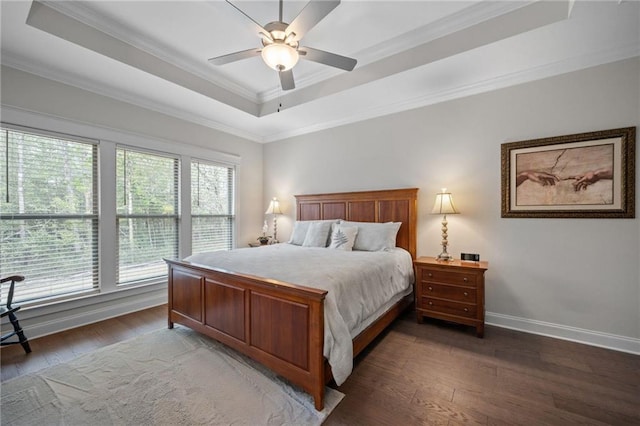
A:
501 127 635 218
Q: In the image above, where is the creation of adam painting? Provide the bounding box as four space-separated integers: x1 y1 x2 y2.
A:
501 127 635 218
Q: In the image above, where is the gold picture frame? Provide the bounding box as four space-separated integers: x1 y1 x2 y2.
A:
501 127 635 218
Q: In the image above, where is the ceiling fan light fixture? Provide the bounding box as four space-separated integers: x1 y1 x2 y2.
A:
271 29 286 40
212 0 356 91
261 42 299 71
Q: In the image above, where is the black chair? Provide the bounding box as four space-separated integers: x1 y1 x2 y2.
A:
1 275 31 353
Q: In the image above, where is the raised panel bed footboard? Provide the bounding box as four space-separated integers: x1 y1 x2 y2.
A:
166 259 328 410
165 187 419 411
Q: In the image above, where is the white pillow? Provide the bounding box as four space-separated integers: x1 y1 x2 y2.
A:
288 220 338 246
328 225 358 251
339 221 401 251
302 221 334 247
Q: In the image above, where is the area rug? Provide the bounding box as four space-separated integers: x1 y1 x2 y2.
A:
1 326 344 425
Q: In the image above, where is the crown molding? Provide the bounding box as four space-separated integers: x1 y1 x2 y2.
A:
8 43 635 146
355 1 534 67
7 40 635 146
1 55 263 143
24 0 265 112
258 0 571 117
0 104 244 166
258 1 534 102
21 0 570 126
40 0 259 104
262 45 639 143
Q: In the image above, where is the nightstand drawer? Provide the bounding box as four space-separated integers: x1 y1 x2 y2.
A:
420 282 477 302
419 297 477 319
420 268 477 286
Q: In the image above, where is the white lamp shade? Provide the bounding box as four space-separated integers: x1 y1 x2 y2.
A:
431 188 459 215
261 43 299 71
265 197 283 215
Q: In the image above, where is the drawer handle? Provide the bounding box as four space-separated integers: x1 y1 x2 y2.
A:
428 301 433 306
463 292 468 297
463 277 468 282
428 273 433 277
464 308 469 312
428 286 433 291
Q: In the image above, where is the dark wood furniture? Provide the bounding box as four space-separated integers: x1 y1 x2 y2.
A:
165 188 418 410
1 275 31 353
414 257 488 337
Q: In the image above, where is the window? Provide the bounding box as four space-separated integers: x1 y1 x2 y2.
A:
191 160 235 254
1 119 236 306
0 126 98 303
116 148 179 284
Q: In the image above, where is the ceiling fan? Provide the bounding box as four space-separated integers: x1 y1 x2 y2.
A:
208 0 357 91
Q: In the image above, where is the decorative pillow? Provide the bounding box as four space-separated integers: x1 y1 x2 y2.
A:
328 225 358 251
288 220 338 246
302 221 334 247
288 221 310 245
339 221 402 251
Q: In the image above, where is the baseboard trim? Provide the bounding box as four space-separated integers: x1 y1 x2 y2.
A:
486 312 640 355
6 302 638 355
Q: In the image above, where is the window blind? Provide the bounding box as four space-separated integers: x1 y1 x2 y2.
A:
0 126 98 303
116 148 179 284
191 160 234 253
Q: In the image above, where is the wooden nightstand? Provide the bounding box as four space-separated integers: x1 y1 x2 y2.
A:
414 256 489 337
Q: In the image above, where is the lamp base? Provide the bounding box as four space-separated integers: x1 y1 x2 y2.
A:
437 213 453 261
436 252 453 261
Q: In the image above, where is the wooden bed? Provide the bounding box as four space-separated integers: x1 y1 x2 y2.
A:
165 188 418 410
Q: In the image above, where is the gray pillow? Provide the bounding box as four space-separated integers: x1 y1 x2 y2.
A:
288 220 338 246
288 221 311 245
339 221 402 251
302 221 334 247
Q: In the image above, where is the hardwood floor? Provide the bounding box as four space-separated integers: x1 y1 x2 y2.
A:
2 305 638 425
329 314 640 426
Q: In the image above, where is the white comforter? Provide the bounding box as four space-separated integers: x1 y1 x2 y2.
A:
185 243 414 385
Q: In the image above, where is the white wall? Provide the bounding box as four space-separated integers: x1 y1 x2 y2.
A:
264 58 640 353
1 66 265 337
2 59 638 353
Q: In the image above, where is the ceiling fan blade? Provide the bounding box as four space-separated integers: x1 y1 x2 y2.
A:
299 46 357 71
208 48 261 66
279 69 295 91
285 0 340 41
225 0 268 36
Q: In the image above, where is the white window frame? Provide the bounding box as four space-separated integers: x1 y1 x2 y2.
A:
1 109 240 309
0 123 100 304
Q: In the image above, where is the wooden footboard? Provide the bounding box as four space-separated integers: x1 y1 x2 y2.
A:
166 259 328 410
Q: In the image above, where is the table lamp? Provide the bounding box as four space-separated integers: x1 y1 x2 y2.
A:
265 197 283 243
431 188 459 261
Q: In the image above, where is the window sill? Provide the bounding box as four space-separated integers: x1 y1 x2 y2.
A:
9 280 167 339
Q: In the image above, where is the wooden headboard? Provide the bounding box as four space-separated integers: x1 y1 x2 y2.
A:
295 188 419 259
